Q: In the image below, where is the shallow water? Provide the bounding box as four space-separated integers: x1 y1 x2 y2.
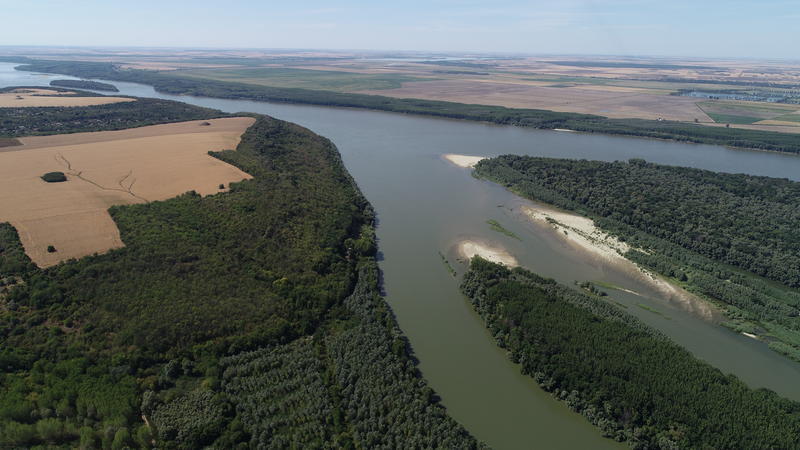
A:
3 62 800 449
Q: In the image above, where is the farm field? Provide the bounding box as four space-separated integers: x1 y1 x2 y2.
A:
0 117 254 267
697 100 800 124
355 79 711 121
6 48 800 131
0 88 133 107
177 67 436 91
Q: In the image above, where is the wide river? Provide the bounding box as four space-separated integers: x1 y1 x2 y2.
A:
4 63 800 449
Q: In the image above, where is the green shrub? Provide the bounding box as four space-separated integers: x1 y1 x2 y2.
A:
41 172 67 183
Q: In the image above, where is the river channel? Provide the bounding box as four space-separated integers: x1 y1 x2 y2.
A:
3 63 800 449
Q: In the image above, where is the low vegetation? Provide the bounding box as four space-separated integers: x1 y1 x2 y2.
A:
439 251 457 277
0 138 20 148
0 109 479 447
462 257 800 449
486 219 521 240
50 79 119 92
15 59 800 154
475 156 800 360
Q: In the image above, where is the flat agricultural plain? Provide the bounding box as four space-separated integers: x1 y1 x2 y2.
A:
0 117 255 267
357 79 711 121
0 88 135 107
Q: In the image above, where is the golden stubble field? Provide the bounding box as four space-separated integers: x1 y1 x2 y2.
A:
0 117 256 267
0 88 135 107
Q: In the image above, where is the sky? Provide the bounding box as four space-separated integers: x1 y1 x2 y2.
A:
1 0 798 59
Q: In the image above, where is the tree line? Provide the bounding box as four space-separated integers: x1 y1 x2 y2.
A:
49 79 119 92
462 257 800 449
0 89 226 137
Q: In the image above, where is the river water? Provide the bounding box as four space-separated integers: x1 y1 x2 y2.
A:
3 63 800 449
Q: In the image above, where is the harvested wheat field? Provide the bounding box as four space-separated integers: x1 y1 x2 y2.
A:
358 79 710 121
0 117 256 267
0 88 135 107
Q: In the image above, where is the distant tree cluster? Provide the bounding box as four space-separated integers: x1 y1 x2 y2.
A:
0 92 226 137
50 79 119 92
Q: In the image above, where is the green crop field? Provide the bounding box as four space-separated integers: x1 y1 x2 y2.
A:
775 113 800 123
176 67 435 92
696 100 799 124
704 112 761 124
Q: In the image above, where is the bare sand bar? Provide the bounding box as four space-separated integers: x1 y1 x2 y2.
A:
521 203 718 320
442 154 486 168
0 117 255 267
457 239 518 267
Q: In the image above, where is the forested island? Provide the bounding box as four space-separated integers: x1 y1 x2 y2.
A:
12 59 800 154
0 96 479 448
461 258 800 449
50 79 119 92
474 156 800 361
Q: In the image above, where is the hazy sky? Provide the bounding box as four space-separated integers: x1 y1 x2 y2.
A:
2 0 798 58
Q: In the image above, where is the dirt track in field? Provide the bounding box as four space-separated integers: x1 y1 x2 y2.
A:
0 117 255 267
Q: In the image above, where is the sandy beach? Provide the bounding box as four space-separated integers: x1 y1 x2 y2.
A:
457 239 518 267
520 203 719 320
443 154 486 168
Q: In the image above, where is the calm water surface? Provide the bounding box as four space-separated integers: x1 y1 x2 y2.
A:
4 63 800 449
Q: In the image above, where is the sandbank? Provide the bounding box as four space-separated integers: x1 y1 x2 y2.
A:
521 203 718 320
443 154 486 168
457 239 518 267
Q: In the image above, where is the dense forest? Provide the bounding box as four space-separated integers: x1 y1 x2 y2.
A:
475 156 800 361
13 59 800 154
461 258 800 449
0 101 479 447
0 89 226 137
49 79 119 92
